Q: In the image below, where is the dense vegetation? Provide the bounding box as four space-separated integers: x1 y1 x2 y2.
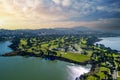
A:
80 43 120 80
10 35 96 62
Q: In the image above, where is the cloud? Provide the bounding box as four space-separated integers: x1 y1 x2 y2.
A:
0 0 120 30
0 0 97 21
94 18 120 30
97 6 120 12
52 0 72 7
1 0 119 20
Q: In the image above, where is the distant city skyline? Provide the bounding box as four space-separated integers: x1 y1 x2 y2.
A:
0 0 120 30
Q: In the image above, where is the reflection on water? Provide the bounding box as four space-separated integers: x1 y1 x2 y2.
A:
67 64 90 80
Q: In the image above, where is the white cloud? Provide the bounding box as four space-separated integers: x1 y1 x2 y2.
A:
52 0 61 5
1 0 120 20
0 0 98 21
97 6 105 11
0 0 120 29
97 6 120 12
61 0 72 7
52 0 72 7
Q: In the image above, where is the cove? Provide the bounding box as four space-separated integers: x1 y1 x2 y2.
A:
96 37 120 51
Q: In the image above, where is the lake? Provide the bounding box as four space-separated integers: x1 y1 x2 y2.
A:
96 37 120 51
0 41 90 80
0 41 13 54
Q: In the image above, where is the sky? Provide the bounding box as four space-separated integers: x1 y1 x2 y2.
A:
0 0 120 30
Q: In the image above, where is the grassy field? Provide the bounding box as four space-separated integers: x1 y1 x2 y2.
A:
117 77 120 80
118 71 120 76
56 51 90 62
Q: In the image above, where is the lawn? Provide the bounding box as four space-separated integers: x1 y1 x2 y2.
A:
57 51 90 62
117 77 120 80
118 71 120 76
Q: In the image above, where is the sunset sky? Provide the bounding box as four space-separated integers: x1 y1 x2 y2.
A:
0 0 120 30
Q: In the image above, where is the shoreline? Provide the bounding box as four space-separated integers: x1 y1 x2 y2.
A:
1 51 91 65
79 37 120 80
95 37 120 52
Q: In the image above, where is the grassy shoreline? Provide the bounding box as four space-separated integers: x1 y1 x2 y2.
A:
1 51 91 65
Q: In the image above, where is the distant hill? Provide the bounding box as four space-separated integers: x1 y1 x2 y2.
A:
0 26 120 37
55 26 92 31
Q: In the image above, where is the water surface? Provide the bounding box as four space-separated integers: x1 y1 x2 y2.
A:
96 37 120 51
0 41 13 54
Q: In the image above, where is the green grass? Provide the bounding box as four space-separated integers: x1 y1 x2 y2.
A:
113 53 120 57
57 51 90 62
117 77 120 80
41 43 48 48
87 75 98 80
49 45 58 49
118 71 120 76
97 67 109 79
86 50 93 57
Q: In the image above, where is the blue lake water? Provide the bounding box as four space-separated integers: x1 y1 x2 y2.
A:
96 37 120 51
0 41 13 54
